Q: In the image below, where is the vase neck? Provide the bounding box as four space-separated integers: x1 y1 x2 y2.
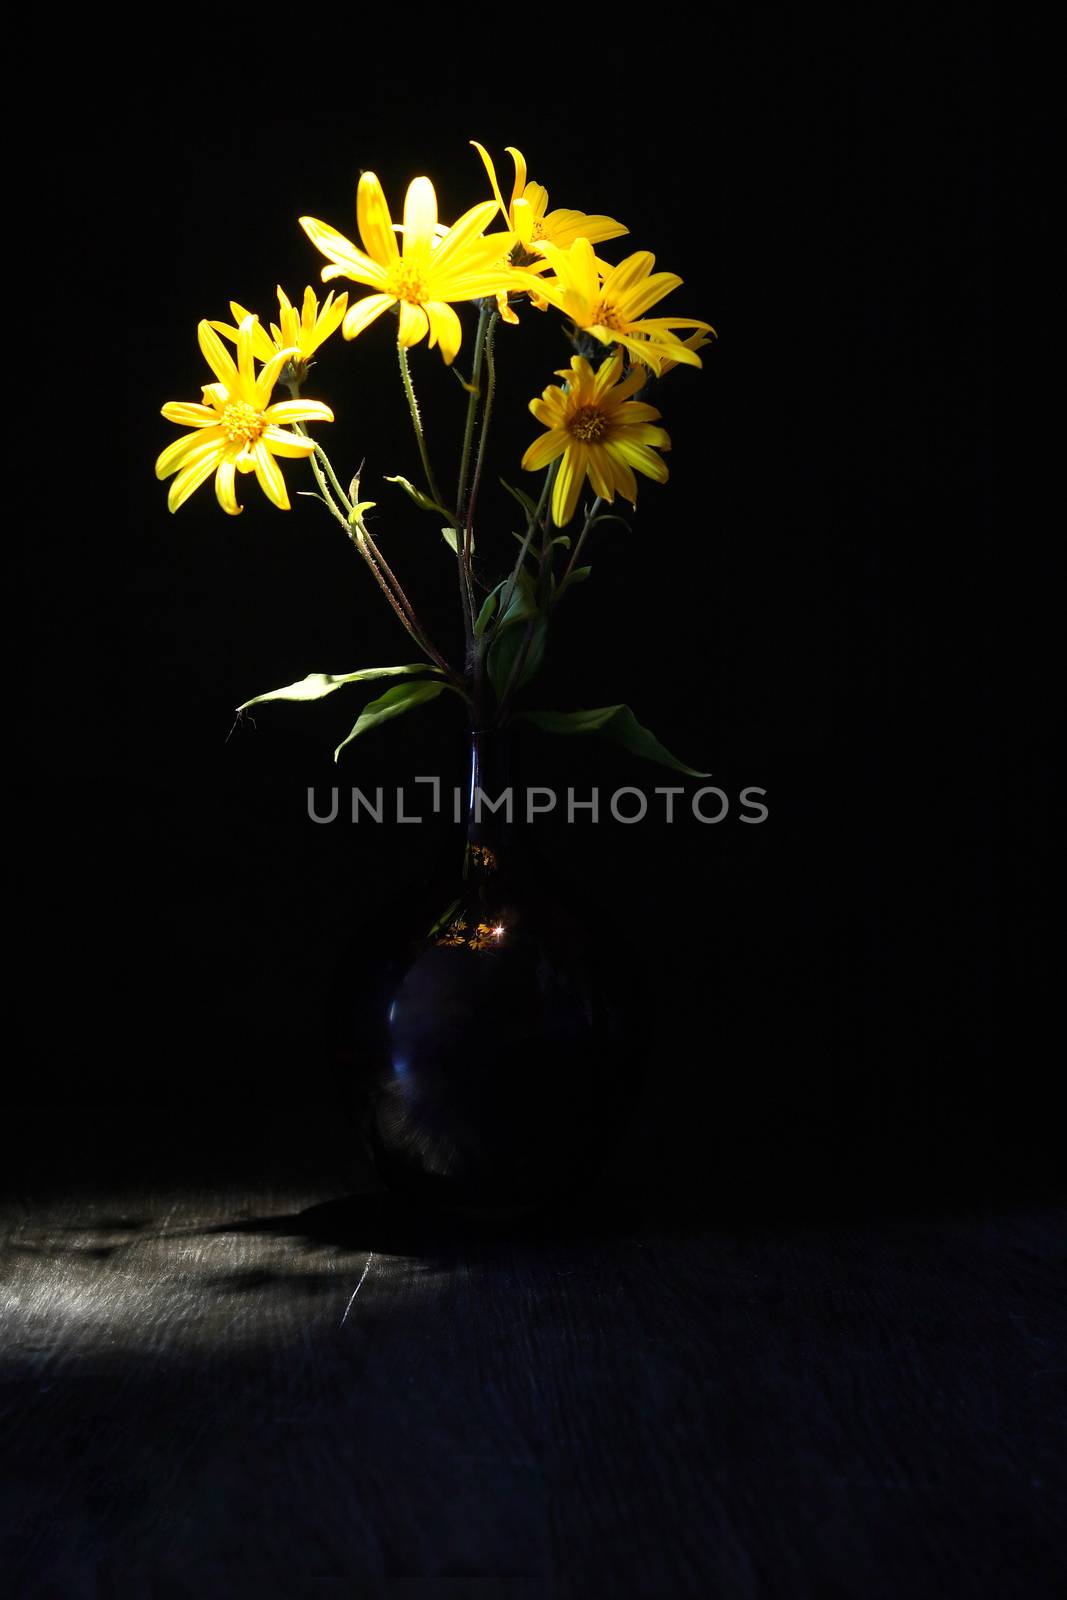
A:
465 728 517 875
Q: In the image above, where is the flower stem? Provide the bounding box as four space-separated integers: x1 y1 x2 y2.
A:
556 496 603 599
465 309 499 563
498 459 557 622
397 341 445 511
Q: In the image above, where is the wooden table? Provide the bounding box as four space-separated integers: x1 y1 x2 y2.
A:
2 1138 1063 1598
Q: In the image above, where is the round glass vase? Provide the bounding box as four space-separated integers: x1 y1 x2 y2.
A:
330 727 644 1217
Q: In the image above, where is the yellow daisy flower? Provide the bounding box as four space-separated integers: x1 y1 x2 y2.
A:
521 350 671 527
537 238 714 374
300 172 527 364
155 316 334 516
470 141 628 324
211 286 348 381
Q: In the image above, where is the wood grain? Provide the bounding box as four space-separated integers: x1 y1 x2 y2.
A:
1 1174 1063 1598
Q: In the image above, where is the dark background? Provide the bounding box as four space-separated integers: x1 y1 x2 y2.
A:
14 11 1037 1206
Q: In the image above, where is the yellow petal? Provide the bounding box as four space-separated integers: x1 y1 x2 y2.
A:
307 289 348 352
342 292 396 339
552 443 587 527
236 314 258 396
160 401 219 428
397 299 429 347
263 399 334 426
254 345 301 408
470 141 510 228
197 320 238 389
585 445 615 502
356 172 399 267
429 200 504 274
592 348 625 399
521 428 568 473
603 443 638 504
168 443 224 511
220 308 276 363
542 210 628 249
506 147 528 210
155 427 226 480
300 215 389 286
261 426 317 458
423 300 462 364
402 176 437 260
215 453 241 515
613 439 669 484
252 441 290 509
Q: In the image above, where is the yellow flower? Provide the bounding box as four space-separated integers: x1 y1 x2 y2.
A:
155 316 334 515
211 286 348 380
629 328 717 377
300 172 526 364
521 350 671 527
537 238 714 374
470 141 628 323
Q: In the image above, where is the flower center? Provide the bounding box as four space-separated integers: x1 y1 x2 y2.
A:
388 261 429 303
220 401 266 445
594 300 625 331
568 405 609 443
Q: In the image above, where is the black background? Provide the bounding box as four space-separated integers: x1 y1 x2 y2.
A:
15 11 1036 1206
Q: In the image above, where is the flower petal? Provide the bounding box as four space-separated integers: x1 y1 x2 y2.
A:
155 427 226 480
160 401 220 428
402 176 438 260
263 399 334 426
300 215 389 286
252 440 290 509
397 299 429 347
521 427 568 473
261 426 317 458
215 453 241 515
613 439 670 484
423 300 462 364
585 445 615 502
356 172 399 266
253 345 301 408
197 320 238 389
552 443 587 527
342 292 396 340
168 443 224 511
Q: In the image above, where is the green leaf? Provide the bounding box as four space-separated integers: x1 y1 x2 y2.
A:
488 615 547 701
238 665 437 710
474 586 501 639
441 525 475 555
496 566 539 631
517 704 709 776
499 478 539 518
564 565 592 586
384 475 452 519
334 680 448 761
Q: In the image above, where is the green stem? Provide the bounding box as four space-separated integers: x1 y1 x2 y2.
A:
498 459 557 623
464 309 499 563
556 495 603 600
456 301 491 521
397 341 445 509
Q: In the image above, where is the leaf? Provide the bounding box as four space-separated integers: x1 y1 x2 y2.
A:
517 704 709 776
238 665 437 710
588 512 631 533
335 680 448 761
488 615 547 701
499 478 539 518
384 475 452 519
441 525 475 555
496 566 539 631
565 565 592 585
474 586 501 639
